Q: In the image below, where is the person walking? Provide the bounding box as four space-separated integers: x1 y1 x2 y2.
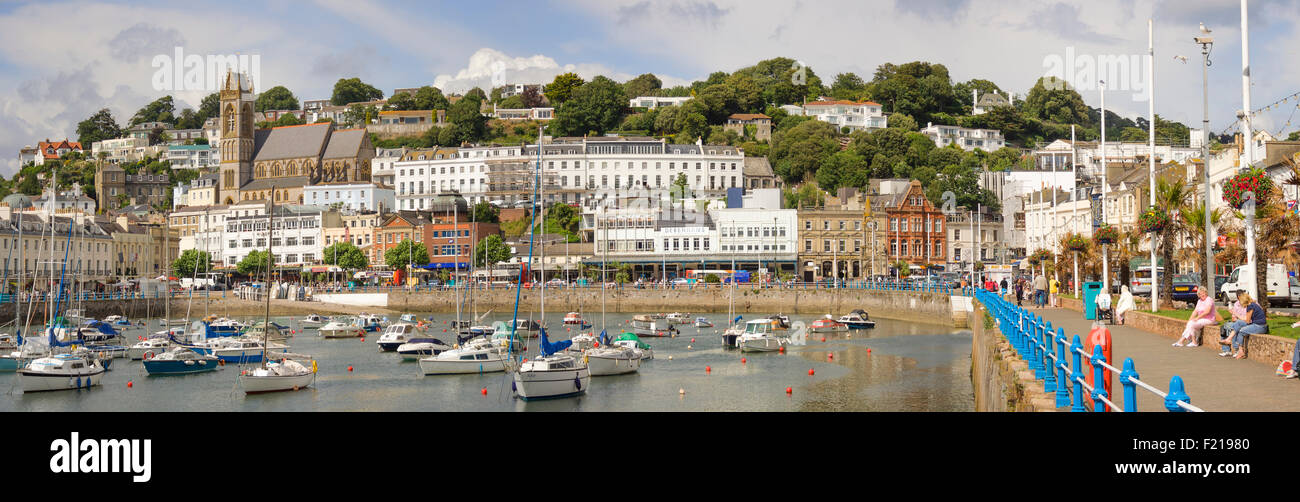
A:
1014 279 1023 307
1033 273 1047 308
1049 276 1060 307
1000 278 1009 297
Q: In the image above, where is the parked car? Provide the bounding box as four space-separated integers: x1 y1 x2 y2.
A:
670 277 690 286
1170 274 1199 303
545 279 566 288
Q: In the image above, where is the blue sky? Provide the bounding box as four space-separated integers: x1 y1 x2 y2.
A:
0 0 1297 175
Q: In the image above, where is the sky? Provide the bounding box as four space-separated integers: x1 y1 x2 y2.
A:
1 0 1298 176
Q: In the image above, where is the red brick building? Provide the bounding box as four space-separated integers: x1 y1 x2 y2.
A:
882 180 945 268
371 210 500 269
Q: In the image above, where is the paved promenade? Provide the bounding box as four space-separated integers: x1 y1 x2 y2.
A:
1032 306 1300 412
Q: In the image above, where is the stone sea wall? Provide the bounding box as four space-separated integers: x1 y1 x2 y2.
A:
969 299 1060 412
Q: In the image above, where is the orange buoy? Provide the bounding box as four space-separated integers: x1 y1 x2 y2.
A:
785 386 793 394
808 368 815 375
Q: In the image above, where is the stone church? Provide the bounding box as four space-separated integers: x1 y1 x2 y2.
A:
217 72 375 205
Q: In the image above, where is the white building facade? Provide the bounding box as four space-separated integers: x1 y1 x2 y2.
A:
800 100 887 132
303 183 395 213
921 123 1006 152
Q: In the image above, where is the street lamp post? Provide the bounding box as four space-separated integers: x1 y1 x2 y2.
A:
1197 29 1215 300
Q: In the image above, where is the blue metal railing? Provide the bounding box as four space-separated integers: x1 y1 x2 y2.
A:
974 288 1201 412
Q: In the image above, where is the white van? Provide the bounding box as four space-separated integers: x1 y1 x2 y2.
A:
1129 267 1165 296
1219 264 1292 306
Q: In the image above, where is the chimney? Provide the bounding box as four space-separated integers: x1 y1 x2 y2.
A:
972 89 978 105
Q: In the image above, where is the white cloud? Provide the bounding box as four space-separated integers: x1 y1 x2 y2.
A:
432 48 691 94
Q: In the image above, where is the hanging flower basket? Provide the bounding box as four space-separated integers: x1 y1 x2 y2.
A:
1031 249 1053 263
1028 256 1040 266
973 261 984 272
1064 234 1089 253
1138 207 1170 234
1222 168 1274 210
1093 225 1119 245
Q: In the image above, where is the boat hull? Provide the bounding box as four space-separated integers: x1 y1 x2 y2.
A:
586 354 640 376
143 358 219 375
240 372 315 393
513 367 591 400
19 368 105 392
739 337 783 352
0 356 22 372
418 357 507 375
319 327 364 338
843 321 875 329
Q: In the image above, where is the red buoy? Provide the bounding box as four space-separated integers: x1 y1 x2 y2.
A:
126 381 133 388
705 365 711 373
347 365 353 372
820 337 826 342
808 368 815 375
741 357 747 364
778 346 785 354
828 353 834 360
786 387 793 394
867 348 871 354
481 388 488 396
361 337 365 342
690 338 696 343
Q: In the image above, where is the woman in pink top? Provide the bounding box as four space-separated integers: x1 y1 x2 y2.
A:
1174 286 1218 347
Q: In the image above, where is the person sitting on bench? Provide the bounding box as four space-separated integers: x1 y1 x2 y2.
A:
1095 292 1114 323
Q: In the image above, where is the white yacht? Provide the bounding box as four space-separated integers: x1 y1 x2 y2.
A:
129 338 173 360
584 345 640 376
240 357 316 393
19 353 105 393
300 314 327 328
513 353 590 400
665 312 692 324
418 338 509 375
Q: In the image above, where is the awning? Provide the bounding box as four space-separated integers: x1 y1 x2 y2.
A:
415 262 469 270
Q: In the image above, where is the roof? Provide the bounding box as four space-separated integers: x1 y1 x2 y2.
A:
742 157 775 177
728 113 771 121
240 176 310 191
168 144 211 151
975 93 1010 108
322 129 366 159
251 123 332 161
804 100 881 107
2 194 32 208
378 110 435 116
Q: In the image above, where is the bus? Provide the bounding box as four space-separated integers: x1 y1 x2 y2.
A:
686 269 750 284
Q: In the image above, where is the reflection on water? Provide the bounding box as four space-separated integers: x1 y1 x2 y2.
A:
0 312 973 412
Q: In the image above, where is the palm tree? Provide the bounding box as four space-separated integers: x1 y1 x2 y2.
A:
1150 178 1191 309
1178 204 1222 282
1112 228 1142 294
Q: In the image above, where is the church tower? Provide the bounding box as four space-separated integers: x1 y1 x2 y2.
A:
218 71 255 204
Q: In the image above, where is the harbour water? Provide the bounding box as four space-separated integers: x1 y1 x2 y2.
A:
0 312 973 411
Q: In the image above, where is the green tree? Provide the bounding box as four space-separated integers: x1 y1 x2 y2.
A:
473 201 500 224
76 108 122 146
867 61 960 124
331 77 383 106
130 96 176 126
830 72 868 101
447 93 488 143
953 79 1005 110
622 73 663 99
815 150 869 192
412 86 450 110
322 241 369 270
545 203 580 237
782 183 827 209
255 85 299 111
474 234 512 268
521 86 545 108
172 249 212 277
384 240 429 270
237 249 275 278
1022 77 1091 126
887 113 918 131
498 95 525 109
385 91 416 111
196 92 220 122
769 119 839 183
550 76 627 137
544 72 586 105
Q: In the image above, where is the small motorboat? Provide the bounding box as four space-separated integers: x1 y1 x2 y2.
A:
0 334 19 351
630 315 677 337
104 315 131 326
129 338 173 360
665 312 692 324
357 314 385 332
511 318 542 334
737 319 787 352
612 332 654 360
204 337 289 364
18 353 105 393
82 344 128 359
143 347 220 375
469 325 495 337
837 309 876 329
205 317 247 336
562 312 586 325
300 314 327 328
767 314 791 330
400 313 419 324
377 323 422 352
694 317 713 328
242 322 289 341
585 345 640 376
320 317 366 338
810 315 848 333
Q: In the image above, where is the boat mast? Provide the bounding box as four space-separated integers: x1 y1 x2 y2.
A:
600 211 605 332
454 199 460 330
164 199 171 325
506 128 543 359
261 186 275 370
12 211 21 335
